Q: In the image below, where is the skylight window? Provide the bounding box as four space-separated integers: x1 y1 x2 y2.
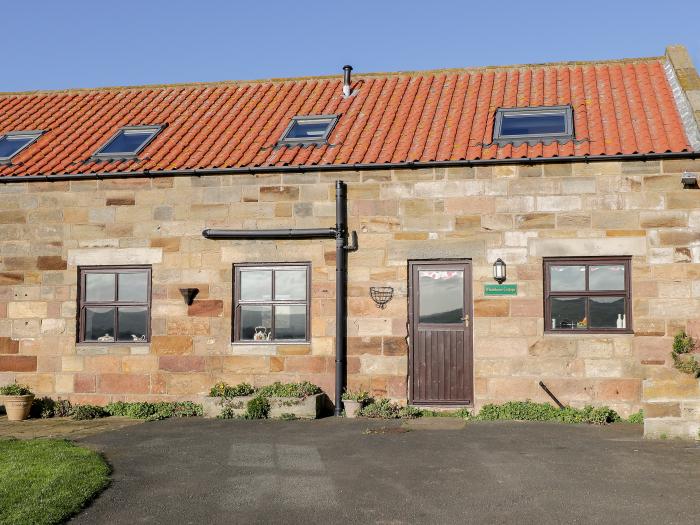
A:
278 115 338 145
493 105 573 143
0 131 43 162
93 125 163 158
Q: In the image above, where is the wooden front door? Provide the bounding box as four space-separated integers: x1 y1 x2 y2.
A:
408 260 473 405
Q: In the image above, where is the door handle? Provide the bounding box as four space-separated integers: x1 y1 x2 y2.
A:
461 315 470 327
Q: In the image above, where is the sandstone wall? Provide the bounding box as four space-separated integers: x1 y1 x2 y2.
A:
1 159 699 418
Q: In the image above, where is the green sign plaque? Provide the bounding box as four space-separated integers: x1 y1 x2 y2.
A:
484 283 517 296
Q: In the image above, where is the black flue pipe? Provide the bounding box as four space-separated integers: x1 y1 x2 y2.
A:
201 181 351 416
203 228 336 240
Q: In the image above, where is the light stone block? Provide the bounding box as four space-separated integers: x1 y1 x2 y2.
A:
529 237 646 257
67 247 163 266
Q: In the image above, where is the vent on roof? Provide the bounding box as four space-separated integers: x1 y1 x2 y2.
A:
93 125 163 159
343 65 353 97
493 105 573 145
278 115 338 146
0 130 43 163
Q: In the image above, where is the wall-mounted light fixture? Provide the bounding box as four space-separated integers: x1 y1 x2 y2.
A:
493 258 507 284
681 172 698 189
179 287 199 305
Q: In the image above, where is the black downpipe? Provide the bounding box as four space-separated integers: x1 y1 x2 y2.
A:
335 181 348 416
201 180 353 417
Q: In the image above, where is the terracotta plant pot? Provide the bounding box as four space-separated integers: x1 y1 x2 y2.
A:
2 394 35 421
344 400 362 418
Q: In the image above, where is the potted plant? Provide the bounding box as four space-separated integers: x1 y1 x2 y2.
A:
0 383 35 421
342 390 370 418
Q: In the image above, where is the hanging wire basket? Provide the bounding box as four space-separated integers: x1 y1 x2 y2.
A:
369 286 394 309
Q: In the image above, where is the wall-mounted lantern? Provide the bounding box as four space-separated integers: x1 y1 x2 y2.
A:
179 287 199 305
493 259 507 284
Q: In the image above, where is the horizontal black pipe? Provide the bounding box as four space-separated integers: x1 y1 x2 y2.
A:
202 228 336 240
1 151 698 183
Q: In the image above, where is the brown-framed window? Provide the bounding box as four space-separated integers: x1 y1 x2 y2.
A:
233 263 310 343
78 266 152 343
544 256 631 333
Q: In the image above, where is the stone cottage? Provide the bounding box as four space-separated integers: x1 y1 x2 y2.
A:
1 45 699 437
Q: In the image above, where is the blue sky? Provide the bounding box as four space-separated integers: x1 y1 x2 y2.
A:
3 0 699 91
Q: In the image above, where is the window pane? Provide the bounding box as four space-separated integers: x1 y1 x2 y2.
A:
240 305 272 341
550 296 586 330
418 270 464 323
240 270 272 301
589 265 625 291
99 130 155 155
118 272 148 302
85 273 115 302
500 113 566 136
285 119 332 140
275 269 306 300
274 305 306 340
84 307 115 342
117 306 148 342
0 135 32 158
589 297 625 329
550 265 585 291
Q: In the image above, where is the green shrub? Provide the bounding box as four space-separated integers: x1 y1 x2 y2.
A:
419 407 473 418
244 396 270 419
30 397 73 419
671 331 700 377
209 381 255 398
627 410 644 424
30 397 57 419
473 401 620 425
209 381 321 400
105 401 202 420
397 405 422 419
359 398 421 419
256 381 321 398
0 383 32 396
342 389 370 403
71 405 108 421
279 413 298 420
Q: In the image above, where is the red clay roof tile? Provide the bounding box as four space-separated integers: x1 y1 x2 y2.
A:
0 56 693 178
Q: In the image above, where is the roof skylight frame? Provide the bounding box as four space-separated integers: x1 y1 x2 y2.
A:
0 130 44 164
493 105 574 144
277 114 339 146
92 124 164 160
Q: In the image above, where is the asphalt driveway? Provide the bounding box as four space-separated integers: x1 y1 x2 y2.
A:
73 418 700 524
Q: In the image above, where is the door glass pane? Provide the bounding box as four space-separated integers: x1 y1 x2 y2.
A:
275 269 306 300
550 265 585 291
118 272 148 302
85 273 115 301
589 265 625 291
117 306 148 342
589 297 625 328
418 270 464 324
240 305 272 341
240 270 272 301
550 296 586 329
84 307 115 342
274 305 306 340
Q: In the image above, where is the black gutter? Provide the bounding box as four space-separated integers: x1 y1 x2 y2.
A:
1 151 698 183
203 181 356 417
